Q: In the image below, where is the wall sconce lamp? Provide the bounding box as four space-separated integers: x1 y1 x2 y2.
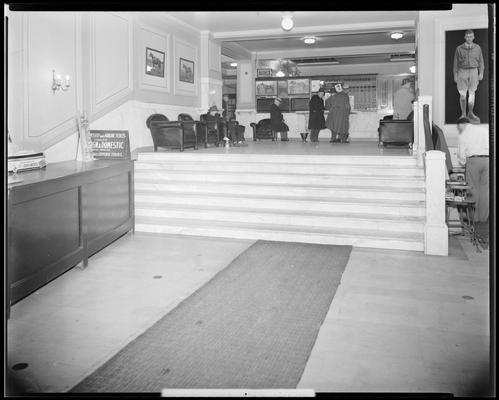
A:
281 13 294 31
390 31 404 40
52 70 70 92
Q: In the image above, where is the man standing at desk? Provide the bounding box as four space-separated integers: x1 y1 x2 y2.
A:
456 117 489 223
393 79 415 120
326 83 351 143
453 30 485 123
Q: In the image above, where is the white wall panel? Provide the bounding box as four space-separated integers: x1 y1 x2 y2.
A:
139 26 169 92
91 12 133 113
22 12 82 149
173 37 198 96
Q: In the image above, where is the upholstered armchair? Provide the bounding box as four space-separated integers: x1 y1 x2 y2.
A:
198 114 222 147
250 119 276 141
227 119 245 143
177 113 202 144
146 113 198 152
377 120 414 147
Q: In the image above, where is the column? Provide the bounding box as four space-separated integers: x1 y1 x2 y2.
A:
424 150 448 256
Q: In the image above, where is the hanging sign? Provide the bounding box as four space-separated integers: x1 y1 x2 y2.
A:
89 130 131 160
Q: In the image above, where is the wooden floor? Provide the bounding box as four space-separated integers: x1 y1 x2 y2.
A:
133 139 413 158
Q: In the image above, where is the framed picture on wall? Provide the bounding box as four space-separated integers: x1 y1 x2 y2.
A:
288 79 310 95
445 28 489 124
257 69 273 77
145 47 165 78
179 57 195 84
256 80 277 96
277 80 288 98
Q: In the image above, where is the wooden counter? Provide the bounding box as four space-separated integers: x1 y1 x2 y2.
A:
6 159 135 314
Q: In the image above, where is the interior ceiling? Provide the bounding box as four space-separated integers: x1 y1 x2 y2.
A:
167 11 418 70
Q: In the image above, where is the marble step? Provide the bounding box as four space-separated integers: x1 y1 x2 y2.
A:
135 216 424 252
135 190 426 217
135 171 425 188
137 152 419 166
135 203 425 233
135 161 424 177
134 181 426 201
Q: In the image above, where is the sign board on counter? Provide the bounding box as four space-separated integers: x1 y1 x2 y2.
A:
89 130 130 160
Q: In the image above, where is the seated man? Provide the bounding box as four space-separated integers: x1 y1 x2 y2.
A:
270 97 289 141
227 117 247 146
456 117 489 224
204 105 228 142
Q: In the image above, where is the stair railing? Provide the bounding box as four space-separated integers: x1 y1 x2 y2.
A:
414 95 448 256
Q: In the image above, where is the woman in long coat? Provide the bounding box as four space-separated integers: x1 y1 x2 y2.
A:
326 83 351 143
308 88 326 142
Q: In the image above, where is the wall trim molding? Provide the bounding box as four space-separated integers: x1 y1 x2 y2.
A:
90 12 133 115
173 36 199 97
138 25 171 93
214 20 416 41
22 12 83 150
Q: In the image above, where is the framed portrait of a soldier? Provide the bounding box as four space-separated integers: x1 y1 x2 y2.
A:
445 28 489 124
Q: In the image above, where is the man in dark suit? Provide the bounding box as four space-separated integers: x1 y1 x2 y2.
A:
308 88 326 142
270 97 289 141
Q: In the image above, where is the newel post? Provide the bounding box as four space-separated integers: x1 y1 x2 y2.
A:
424 150 448 256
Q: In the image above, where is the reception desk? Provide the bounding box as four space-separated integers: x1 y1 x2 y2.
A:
236 110 381 140
6 160 135 314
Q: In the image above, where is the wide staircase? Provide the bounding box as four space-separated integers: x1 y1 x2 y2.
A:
134 152 426 251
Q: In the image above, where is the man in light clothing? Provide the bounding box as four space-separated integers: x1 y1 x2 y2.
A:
453 30 485 123
456 117 489 223
393 79 415 120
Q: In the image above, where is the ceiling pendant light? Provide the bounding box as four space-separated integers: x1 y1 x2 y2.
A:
390 31 404 40
281 14 294 31
303 36 316 45
276 70 285 77
230 62 238 67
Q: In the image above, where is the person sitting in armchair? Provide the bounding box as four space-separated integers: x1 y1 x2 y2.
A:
270 97 289 141
205 105 229 143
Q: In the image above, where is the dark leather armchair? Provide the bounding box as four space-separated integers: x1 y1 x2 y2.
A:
198 114 222 147
250 118 276 141
378 120 414 147
146 113 198 152
227 119 245 143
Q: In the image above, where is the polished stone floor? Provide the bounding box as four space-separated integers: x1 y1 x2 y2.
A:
6 232 491 396
133 139 412 157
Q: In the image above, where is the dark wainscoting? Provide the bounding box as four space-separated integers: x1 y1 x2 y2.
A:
7 160 135 316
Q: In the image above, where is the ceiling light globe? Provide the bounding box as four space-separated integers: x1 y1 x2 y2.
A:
409 65 416 73
390 32 404 40
230 62 237 67
304 37 316 45
281 16 294 31
276 71 285 77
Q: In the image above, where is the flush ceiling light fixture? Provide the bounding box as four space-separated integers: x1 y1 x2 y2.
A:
390 31 404 40
303 36 316 45
230 62 238 67
281 13 294 31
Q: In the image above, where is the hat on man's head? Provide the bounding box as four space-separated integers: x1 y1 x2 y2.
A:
208 105 220 112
